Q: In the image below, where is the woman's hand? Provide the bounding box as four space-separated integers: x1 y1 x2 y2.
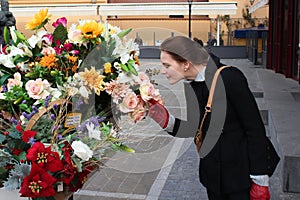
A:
250 181 270 200
148 99 169 129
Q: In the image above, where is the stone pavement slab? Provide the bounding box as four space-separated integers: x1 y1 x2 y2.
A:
73 59 300 200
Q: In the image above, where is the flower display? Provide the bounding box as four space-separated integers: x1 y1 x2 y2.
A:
0 9 163 199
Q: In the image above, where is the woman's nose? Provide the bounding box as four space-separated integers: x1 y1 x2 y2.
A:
160 67 166 74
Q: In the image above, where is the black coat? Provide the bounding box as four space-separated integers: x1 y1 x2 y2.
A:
168 62 280 194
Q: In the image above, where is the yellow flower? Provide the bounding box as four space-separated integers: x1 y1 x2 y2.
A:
79 67 106 95
103 62 112 74
26 8 52 30
40 54 57 69
77 21 104 39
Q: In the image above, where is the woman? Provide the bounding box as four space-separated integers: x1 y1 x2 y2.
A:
149 36 280 200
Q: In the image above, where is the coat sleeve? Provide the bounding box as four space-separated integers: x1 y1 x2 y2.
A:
221 67 271 175
167 82 203 138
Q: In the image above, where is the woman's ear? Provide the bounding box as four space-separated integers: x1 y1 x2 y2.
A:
183 61 190 72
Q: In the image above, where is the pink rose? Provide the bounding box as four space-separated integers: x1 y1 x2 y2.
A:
119 92 139 113
25 78 50 99
140 82 160 101
7 72 23 90
138 72 150 83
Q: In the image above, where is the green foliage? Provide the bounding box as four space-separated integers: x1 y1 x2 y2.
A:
3 162 31 190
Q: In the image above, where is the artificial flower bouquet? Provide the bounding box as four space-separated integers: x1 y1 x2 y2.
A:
0 9 164 199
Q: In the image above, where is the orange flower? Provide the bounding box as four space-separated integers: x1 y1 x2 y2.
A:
40 54 57 69
67 55 78 63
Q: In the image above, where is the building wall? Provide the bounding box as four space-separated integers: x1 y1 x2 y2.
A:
8 0 269 46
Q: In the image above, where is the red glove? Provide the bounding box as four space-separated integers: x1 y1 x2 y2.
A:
148 99 169 129
250 181 271 200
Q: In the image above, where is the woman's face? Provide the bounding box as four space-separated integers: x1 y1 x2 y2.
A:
160 51 186 85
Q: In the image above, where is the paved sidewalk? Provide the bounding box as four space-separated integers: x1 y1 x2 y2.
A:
73 59 300 200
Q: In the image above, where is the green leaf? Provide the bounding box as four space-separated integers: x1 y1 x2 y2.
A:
53 24 68 45
3 26 10 44
0 73 11 86
0 65 14 75
16 151 27 162
120 63 129 73
19 103 29 111
127 63 138 76
0 134 6 144
8 129 21 140
15 30 27 42
119 144 135 153
117 28 132 39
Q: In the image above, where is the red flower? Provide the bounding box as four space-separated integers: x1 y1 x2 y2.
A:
12 148 23 156
60 142 77 185
69 165 94 192
27 142 63 173
19 163 57 198
16 122 37 142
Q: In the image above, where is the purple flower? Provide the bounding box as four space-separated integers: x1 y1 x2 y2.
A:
32 105 38 113
57 134 63 140
50 114 56 120
22 112 31 120
44 95 52 107
2 85 7 92
10 117 18 125
28 137 35 145
52 17 67 28
75 98 84 109
53 103 58 110
22 100 26 104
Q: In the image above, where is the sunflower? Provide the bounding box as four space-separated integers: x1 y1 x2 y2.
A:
79 67 106 95
26 8 52 30
77 21 104 39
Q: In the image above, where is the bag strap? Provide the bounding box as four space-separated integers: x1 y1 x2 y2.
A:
196 66 231 142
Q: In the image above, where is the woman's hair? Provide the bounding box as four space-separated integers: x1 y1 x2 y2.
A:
160 36 209 65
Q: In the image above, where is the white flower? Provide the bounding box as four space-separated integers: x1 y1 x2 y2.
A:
9 26 17 43
7 72 23 90
0 53 15 68
79 85 89 99
0 93 5 99
118 71 140 84
17 43 33 57
68 23 83 45
71 140 93 161
9 45 25 57
86 122 101 140
28 30 47 48
49 88 62 99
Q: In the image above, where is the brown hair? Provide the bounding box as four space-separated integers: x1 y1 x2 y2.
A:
160 36 209 65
